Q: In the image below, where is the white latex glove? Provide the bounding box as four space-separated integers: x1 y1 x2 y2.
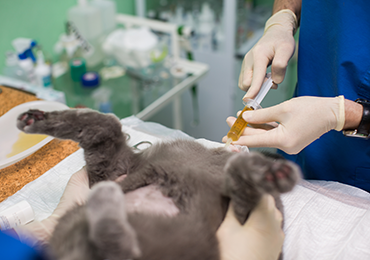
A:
239 9 298 100
217 195 284 260
13 167 90 247
224 96 345 155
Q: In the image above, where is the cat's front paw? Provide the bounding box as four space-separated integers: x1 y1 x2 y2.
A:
17 109 46 133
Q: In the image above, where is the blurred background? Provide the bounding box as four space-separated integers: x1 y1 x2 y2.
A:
0 0 298 142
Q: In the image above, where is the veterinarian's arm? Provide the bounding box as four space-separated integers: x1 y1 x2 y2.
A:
217 195 284 260
239 0 300 100
11 168 90 247
223 96 355 154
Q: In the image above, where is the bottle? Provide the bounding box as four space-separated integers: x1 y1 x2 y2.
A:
0 200 34 231
67 0 104 66
54 22 84 64
18 54 37 84
12 38 37 84
2 51 28 81
197 3 215 51
12 38 37 62
92 87 112 113
90 0 116 35
67 0 103 41
34 50 53 88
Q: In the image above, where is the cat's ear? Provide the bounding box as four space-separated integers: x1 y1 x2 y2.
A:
86 181 141 260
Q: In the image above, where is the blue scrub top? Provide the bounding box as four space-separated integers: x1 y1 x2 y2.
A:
280 0 370 192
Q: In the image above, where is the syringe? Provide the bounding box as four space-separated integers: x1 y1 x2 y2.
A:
224 73 274 148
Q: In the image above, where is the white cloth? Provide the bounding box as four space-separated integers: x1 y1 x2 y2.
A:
1 116 370 259
282 180 370 260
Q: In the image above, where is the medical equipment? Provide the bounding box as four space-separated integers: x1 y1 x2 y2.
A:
12 38 38 84
0 200 34 231
125 133 153 151
67 0 105 66
81 72 100 89
34 50 52 88
224 73 273 148
12 38 37 62
92 87 112 113
3 51 29 82
90 0 117 35
67 0 102 41
70 57 87 82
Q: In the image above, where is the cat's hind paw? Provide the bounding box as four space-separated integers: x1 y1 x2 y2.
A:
224 151 301 196
261 157 300 193
17 109 46 133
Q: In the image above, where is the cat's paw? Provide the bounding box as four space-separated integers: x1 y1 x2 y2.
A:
17 109 46 133
224 152 301 224
225 152 301 195
258 155 300 193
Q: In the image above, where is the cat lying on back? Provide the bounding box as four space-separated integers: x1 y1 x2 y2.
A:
17 108 300 260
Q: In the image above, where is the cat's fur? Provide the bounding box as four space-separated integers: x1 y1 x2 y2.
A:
17 108 300 260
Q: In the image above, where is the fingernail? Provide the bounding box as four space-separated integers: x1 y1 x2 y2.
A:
242 110 252 120
242 93 250 102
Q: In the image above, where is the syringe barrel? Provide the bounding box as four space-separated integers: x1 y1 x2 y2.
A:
226 99 262 141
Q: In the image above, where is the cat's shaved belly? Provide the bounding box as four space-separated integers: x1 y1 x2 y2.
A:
124 185 180 217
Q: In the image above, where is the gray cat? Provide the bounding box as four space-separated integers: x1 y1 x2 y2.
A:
17 108 300 260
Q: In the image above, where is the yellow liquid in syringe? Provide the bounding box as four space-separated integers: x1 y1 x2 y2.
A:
224 105 254 148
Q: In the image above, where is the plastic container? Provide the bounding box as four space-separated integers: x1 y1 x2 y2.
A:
12 38 38 84
197 2 215 51
90 0 116 35
68 0 104 66
18 55 36 85
67 0 103 41
0 201 34 231
2 51 28 82
92 87 112 113
35 50 52 88
12 38 37 62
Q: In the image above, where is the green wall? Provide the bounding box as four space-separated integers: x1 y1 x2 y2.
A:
0 0 276 73
0 0 135 73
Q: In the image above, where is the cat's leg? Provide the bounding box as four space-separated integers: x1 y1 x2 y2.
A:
86 181 141 260
118 165 160 193
17 109 124 147
17 109 132 186
223 151 300 224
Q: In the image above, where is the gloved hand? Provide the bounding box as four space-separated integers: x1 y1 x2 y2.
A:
223 96 345 154
239 9 298 100
13 167 90 247
217 194 285 260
